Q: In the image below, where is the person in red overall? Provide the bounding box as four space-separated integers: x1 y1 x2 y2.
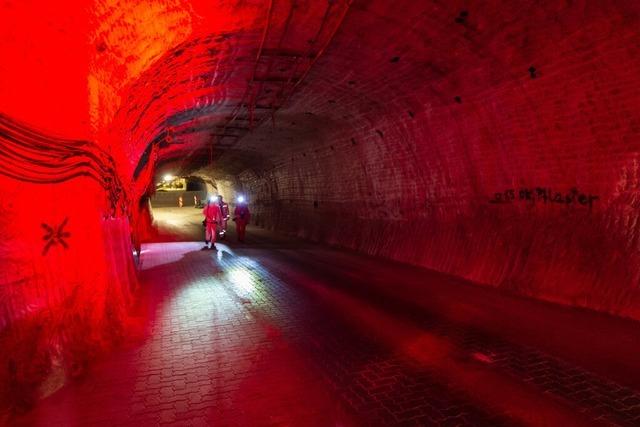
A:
202 196 222 249
218 195 230 239
233 196 251 243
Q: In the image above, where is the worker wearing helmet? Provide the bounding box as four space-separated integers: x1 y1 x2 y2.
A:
233 196 251 243
218 195 230 239
202 196 222 249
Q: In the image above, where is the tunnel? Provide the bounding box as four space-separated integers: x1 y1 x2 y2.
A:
2 1 640 425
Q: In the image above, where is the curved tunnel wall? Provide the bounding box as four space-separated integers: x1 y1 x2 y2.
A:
219 1 640 319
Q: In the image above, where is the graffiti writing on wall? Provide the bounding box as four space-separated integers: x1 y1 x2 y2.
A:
489 187 599 208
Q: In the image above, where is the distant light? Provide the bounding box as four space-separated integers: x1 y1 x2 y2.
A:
237 196 245 203
209 195 219 202
163 174 173 182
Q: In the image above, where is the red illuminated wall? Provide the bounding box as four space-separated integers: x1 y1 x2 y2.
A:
0 0 264 410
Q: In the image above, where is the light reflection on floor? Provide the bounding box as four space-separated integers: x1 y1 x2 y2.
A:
14 235 640 427
133 242 349 426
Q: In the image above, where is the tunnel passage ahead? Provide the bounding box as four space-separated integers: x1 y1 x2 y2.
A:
14 225 640 427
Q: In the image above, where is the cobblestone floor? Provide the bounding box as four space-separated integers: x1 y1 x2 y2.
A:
13 226 640 426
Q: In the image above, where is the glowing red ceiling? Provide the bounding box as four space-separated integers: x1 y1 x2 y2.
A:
0 0 350 198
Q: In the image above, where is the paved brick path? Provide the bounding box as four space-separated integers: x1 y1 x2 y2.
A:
14 239 640 426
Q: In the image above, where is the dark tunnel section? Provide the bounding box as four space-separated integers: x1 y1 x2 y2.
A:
185 177 207 192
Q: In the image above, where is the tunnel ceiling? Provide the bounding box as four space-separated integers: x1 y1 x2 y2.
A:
129 0 352 178
209 0 640 179
2 1 640 188
1 0 350 187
